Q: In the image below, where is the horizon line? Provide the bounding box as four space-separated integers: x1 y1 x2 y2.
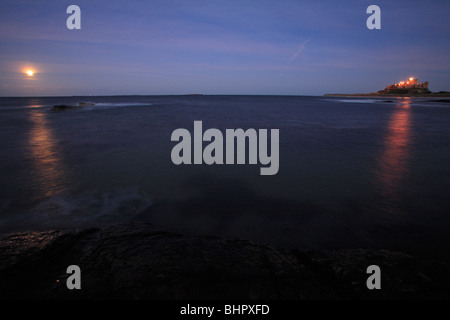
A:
0 93 327 98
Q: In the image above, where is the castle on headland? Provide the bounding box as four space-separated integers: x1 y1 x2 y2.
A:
324 77 450 97
378 77 430 95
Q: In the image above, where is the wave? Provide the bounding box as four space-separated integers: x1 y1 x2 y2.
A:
0 105 48 111
335 99 382 104
0 102 152 113
89 102 152 107
0 187 152 232
77 102 153 111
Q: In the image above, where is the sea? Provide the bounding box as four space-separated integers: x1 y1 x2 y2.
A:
1 95 450 260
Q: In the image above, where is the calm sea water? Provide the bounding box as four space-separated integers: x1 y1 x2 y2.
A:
1 95 450 259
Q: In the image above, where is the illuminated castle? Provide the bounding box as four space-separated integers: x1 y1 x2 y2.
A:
385 77 429 90
377 77 430 95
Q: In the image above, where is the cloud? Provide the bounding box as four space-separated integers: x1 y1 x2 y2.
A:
287 38 311 65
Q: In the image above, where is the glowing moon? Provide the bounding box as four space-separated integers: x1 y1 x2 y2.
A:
26 70 34 76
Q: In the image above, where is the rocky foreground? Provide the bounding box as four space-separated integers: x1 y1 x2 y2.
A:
1 223 449 299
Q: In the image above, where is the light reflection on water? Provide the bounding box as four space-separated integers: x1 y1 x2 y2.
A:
28 109 70 199
376 101 412 209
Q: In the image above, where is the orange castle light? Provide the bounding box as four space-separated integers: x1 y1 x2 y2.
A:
383 77 429 92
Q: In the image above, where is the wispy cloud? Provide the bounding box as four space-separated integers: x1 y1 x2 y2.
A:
287 38 311 65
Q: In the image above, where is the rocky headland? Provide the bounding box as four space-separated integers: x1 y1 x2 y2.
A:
325 78 450 98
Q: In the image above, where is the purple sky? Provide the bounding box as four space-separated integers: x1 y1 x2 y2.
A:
0 0 449 96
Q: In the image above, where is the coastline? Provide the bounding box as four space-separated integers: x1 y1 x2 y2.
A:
1 222 449 299
324 92 450 98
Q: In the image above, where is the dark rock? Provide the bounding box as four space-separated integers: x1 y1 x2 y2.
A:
79 102 95 106
0 223 449 299
51 105 83 111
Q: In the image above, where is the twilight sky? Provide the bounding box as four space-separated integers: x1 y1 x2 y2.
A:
0 0 449 96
